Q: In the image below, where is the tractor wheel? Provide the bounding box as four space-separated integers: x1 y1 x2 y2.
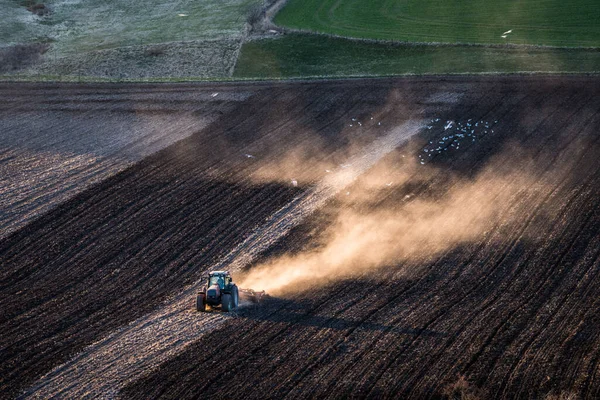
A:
233 286 239 309
196 295 208 312
221 294 232 312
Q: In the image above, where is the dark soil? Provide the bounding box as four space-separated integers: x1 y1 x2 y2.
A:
1 76 599 399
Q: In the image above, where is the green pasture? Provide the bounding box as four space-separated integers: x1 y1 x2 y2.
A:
274 0 600 47
234 34 600 79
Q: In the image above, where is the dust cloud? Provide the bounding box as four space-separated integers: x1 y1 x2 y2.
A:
239 150 542 296
249 139 337 184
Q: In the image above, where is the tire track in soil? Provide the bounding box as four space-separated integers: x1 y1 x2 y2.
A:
20 120 426 399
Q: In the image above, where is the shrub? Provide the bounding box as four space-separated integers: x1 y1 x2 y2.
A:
144 46 166 57
26 2 51 16
0 43 50 73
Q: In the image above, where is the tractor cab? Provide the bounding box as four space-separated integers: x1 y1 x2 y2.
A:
206 271 232 290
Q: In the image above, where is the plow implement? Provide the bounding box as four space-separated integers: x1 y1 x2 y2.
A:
239 288 268 304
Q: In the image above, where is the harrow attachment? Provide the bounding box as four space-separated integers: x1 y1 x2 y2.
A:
240 288 268 304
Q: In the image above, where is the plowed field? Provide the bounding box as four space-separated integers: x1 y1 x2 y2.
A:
1 76 599 399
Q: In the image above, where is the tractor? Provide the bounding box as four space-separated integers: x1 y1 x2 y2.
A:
196 270 239 312
196 270 268 312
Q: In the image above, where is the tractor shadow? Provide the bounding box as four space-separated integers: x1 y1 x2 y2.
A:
236 297 446 338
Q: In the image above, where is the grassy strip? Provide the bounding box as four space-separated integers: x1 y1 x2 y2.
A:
1 0 260 54
4 34 599 82
233 34 600 79
274 0 600 47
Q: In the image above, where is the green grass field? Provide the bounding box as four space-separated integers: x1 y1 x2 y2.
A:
3 0 599 80
0 0 260 54
234 34 600 78
274 0 600 47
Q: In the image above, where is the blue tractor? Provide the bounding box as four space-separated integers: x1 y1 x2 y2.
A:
196 270 239 312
